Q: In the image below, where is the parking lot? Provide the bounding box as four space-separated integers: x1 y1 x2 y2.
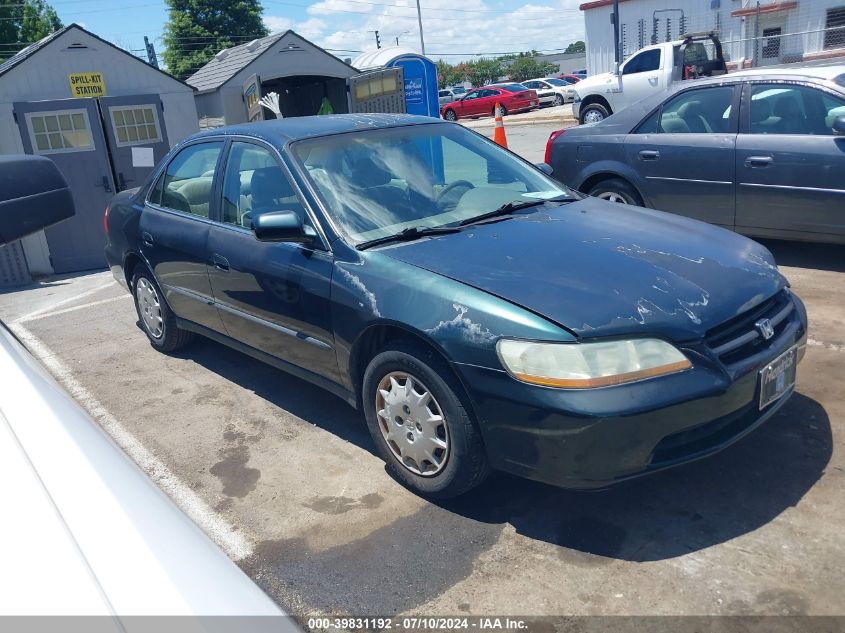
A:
2 161 844 618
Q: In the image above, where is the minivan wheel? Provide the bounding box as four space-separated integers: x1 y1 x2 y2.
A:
443 109 457 121
363 343 490 498
579 103 610 125
587 178 643 206
132 267 193 352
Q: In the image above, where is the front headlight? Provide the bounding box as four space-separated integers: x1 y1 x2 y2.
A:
496 338 691 388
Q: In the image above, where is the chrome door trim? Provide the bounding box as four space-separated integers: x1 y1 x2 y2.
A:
645 176 733 185
739 182 845 195
213 300 334 350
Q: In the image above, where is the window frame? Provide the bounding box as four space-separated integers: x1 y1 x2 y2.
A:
621 48 662 76
739 79 845 135
632 83 741 135
213 137 331 251
24 109 96 155
108 104 163 147
145 139 225 220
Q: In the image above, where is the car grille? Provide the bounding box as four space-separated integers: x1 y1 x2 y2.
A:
704 289 794 366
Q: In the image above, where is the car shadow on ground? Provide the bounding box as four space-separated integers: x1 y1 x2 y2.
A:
760 238 845 273
439 392 832 562
173 332 831 563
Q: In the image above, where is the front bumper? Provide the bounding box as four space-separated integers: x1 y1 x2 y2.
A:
455 294 808 489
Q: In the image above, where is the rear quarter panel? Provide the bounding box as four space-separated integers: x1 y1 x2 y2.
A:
104 189 145 289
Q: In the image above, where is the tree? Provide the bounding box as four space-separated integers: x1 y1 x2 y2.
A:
464 58 503 87
163 0 269 79
0 0 62 62
506 56 558 82
565 40 586 54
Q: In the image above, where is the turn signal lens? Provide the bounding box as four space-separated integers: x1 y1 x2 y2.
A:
497 338 692 389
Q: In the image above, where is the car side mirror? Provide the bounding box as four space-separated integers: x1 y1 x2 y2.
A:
0 155 75 246
535 162 553 175
833 115 845 135
252 210 316 243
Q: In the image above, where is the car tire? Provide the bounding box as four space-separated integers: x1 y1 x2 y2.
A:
362 342 490 499
554 94 564 106
443 109 457 121
493 105 508 117
132 267 193 352
579 103 610 125
587 178 643 206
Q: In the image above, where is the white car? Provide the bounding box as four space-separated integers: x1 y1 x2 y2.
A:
522 78 572 106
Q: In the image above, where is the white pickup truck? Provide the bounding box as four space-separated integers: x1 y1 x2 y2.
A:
573 32 727 124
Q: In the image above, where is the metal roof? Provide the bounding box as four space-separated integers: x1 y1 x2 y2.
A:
186 30 358 93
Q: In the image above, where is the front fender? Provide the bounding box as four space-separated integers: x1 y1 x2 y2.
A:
576 158 651 207
330 252 574 391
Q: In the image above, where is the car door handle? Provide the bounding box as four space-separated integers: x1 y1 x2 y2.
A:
745 156 773 168
212 254 229 271
638 150 660 161
648 76 659 86
142 232 154 247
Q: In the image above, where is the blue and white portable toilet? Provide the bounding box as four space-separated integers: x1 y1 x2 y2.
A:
352 47 439 118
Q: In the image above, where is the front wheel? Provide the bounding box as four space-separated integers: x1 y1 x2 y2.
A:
362 343 489 499
493 104 508 117
443 109 457 121
579 102 610 125
132 267 193 352
554 94 564 106
587 178 643 206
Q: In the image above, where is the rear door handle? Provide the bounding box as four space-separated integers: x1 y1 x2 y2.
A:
142 231 154 247
745 156 773 168
212 254 229 271
638 149 660 161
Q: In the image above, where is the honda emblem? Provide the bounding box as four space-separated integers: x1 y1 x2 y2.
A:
755 318 775 341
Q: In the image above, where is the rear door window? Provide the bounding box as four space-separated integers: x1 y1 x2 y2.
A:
657 86 735 133
152 142 223 217
749 84 845 135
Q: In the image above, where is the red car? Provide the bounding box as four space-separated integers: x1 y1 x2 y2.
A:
440 83 538 121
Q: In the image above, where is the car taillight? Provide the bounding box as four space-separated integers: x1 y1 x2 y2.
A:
103 204 110 234
544 129 566 165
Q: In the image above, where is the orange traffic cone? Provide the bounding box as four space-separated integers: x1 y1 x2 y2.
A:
493 102 508 148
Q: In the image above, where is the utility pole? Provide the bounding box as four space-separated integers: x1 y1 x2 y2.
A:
144 35 159 69
611 0 620 73
415 0 426 55
370 30 381 49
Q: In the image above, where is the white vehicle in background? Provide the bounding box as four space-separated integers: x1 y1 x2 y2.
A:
439 88 456 106
573 32 727 124
0 155 293 629
522 78 574 106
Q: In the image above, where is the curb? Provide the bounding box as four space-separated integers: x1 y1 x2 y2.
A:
460 117 577 129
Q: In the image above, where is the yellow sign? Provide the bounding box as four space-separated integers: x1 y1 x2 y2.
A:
69 72 107 98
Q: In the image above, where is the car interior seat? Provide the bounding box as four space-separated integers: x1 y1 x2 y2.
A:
349 156 413 216
161 187 191 214
248 166 303 227
175 177 213 217
678 101 712 133
750 98 775 134
773 96 808 134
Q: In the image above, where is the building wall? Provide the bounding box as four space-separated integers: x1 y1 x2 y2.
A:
584 0 845 74
0 27 200 276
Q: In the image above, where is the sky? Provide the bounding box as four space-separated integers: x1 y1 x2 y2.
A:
44 0 586 66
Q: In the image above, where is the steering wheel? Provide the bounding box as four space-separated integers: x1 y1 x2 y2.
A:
436 180 475 208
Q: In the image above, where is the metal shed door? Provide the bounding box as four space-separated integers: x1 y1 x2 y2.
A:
348 67 406 114
14 99 115 274
99 95 170 192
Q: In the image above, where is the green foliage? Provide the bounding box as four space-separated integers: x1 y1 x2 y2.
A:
464 58 503 87
506 56 558 82
162 0 269 79
565 40 586 54
436 59 467 88
0 0 63 62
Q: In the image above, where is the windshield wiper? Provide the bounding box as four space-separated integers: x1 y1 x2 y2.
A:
356 225 462 250
458 196 571 227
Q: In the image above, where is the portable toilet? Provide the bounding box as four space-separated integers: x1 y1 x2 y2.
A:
352 47 439 118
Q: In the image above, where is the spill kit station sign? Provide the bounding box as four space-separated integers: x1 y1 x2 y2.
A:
69 72 107 98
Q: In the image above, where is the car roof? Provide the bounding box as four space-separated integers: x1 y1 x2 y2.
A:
190 113 444 145
725 64 845 81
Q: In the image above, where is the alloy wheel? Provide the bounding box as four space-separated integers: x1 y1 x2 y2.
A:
136 277 164 338
596 191 629 204
375 371 449 476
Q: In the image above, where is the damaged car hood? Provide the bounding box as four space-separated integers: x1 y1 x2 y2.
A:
382 199 786 341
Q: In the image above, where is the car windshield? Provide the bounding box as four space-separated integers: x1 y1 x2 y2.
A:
545 78 568 87
290 123 573 245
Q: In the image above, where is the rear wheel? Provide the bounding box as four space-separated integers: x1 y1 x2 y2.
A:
579 102 610 125
363 343 489 499
443 109 457 121
587 178 643 206
554 94 564 106
132 267 193 352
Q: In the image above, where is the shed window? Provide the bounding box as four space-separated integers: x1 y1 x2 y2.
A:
109 105 162 146
26 110 94 154
825 7 845 50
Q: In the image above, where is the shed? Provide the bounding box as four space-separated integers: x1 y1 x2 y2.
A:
0 23 199 282
188 30 406 128
352 47 440 118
